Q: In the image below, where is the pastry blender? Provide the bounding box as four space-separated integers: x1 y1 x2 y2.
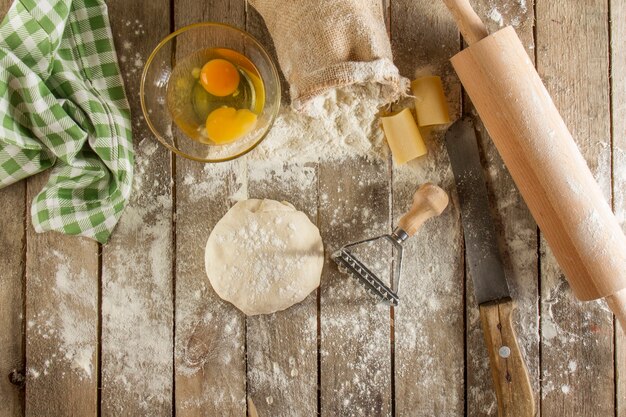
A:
332 183 449 306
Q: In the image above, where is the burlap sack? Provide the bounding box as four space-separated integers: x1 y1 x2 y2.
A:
249 0 409 113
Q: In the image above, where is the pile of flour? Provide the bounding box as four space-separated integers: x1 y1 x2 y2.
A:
252 83 392 163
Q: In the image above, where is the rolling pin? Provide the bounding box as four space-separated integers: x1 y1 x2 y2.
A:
442 0 626 329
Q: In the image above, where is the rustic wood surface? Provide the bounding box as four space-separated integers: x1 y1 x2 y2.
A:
0 2 24 412
537 1 614 416
246 162 319 417
245 8 318 417
0 0 624 416
390 1 465 416
614 0 626 415
102 1 175 415
26 176 99 417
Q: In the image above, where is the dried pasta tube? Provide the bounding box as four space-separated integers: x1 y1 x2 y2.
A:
412 76 450 126
381 108 427 164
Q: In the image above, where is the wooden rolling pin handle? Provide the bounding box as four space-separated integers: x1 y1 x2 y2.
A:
398 183 449 237
442 0 489 45
606 288 626 332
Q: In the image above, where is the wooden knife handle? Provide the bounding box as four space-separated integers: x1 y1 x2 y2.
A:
479 300 536 417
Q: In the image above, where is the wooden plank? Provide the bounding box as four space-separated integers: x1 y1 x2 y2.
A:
612 0 626 414
462 2 539 415
100 1 174 415
389 1 465 416
173 1 248 415
244 8 317 413
175 160 247 416
318 157 392 417
0 2 25 412
536 0 614 415
0 180 25 417
245 161 318 416
25 172 98 416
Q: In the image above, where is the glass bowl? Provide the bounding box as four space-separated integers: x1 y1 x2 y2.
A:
140 22 281 163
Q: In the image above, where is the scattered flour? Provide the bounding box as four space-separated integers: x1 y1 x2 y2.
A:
487 8 504 27
482 0 530 30
54 262 97 378
182 159 248 203
247 160 317 190
568 360 577 373
27 250 97 381
117 19 146 79
99 131 174 412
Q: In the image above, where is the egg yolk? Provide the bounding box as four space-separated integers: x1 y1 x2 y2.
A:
200 59 240 97
205 107 257 144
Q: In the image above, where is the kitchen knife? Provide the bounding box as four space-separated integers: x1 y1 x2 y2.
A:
445 117 535 417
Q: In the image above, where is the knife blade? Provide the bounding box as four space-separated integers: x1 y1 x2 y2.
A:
445 117 510 304
445 117 535 417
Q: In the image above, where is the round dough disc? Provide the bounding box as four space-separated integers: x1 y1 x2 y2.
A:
205 199 324 315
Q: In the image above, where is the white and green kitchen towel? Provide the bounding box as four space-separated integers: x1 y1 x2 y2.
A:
0 0 133 243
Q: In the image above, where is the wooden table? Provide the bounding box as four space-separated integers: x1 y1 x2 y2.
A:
0 0 624 416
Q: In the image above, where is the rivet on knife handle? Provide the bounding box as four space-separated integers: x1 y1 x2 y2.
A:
479 300 535 417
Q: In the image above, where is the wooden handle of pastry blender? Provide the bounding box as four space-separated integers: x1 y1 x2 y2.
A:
480 299 536 417
441 0 489 45
397 183 449 237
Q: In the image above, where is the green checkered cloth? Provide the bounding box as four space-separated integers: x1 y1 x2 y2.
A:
0 0 133 243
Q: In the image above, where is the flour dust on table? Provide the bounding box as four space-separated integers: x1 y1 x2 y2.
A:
27 251 96 380
205 199 324 315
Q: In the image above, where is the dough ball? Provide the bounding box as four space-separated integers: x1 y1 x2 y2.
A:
205 199 324 315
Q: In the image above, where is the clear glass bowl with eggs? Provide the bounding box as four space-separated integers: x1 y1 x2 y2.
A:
141 22 281 163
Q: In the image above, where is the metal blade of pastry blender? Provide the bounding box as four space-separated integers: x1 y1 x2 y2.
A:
332 234 403 306
445 117 510 304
